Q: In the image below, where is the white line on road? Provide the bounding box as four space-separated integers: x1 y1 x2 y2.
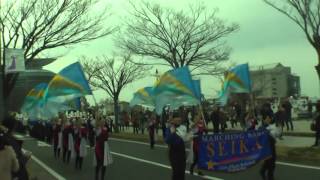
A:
109 137 168 148
110 138 320 171
22 148 66 180
276 162 320 170
111 151 224 180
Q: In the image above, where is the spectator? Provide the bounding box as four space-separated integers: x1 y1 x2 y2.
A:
282 99 294 131
260 102 274 122
0 129 20 180
274 106 286 139
230 106 238 128
312 101 320 147
308 100 313 118
2 115 30 180
210 107 220 133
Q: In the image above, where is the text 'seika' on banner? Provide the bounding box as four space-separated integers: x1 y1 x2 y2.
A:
198 130 272 172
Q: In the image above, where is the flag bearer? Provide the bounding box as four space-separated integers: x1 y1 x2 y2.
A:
74 118 88 170
94 119 113 180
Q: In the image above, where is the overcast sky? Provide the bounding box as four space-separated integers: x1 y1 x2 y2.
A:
45 0 318 103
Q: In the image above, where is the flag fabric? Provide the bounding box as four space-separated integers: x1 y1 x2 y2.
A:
153 67 200 114
192 80 202 100
223 63 252 93
130 87 155 107
21 83 48 113
44 62 92 103
21 83 72 120
217 88 230 106
21 62 91 120
154 66 198 97
217 64 252 106
154 91 199 114
5 48 25 73
129 66 201 114
59 62 92 94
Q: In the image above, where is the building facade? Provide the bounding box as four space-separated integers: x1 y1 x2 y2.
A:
250 63 300 98
0 58 56 113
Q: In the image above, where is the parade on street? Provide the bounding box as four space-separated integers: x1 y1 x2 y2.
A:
1 0 320 180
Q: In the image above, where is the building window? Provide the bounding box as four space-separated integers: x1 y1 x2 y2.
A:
272 88 277 91
272 77 276 81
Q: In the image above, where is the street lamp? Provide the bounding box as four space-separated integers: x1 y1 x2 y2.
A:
155 69 160 82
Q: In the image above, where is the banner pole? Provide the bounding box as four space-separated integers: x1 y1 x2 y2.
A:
198 103 208 128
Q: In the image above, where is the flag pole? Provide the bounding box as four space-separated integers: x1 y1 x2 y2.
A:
198 100 208 128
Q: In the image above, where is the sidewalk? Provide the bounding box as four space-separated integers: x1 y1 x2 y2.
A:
117 119 316 148
122 119 314 135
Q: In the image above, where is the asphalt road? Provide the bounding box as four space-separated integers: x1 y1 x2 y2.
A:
21 135 320 180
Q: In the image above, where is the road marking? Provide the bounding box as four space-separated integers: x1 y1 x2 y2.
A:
109 137 168 148
111 151 224 180
38 141 51 147
110 138 320 170
276 162 320 170
22 148 66 180
14 134 25 139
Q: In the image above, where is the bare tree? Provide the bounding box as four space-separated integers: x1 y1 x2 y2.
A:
0 0 114 63
81 54 149 132
117 1 239 76
263 0 320 78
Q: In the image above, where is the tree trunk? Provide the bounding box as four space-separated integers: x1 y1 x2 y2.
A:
113 97 120 133
315 48 320 80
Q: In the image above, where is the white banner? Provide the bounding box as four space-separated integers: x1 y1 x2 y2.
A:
5 48 25 73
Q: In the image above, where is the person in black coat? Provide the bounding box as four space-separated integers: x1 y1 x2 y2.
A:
260 102 274 121
259 115 277 180
210 107 220 133
282 99 293 131
165 117 186 180
312 101 320 147
2 115 31 180
274 106 286 138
